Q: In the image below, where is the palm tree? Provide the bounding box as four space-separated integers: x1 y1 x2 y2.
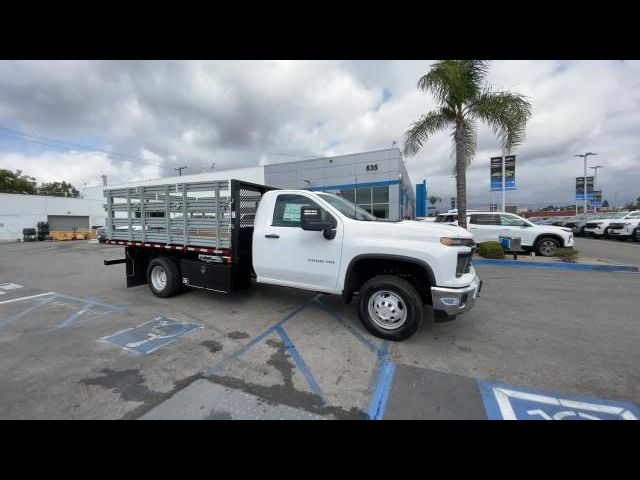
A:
428 195 441 213
403 60 532 228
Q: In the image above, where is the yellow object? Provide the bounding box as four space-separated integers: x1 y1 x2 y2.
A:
49 229 96 241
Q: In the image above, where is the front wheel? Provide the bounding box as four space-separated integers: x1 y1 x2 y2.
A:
536 237 560 257
358 275 423 341
634 228 640 242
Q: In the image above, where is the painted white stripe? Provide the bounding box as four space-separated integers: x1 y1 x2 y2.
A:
0 292 55 305
494 388 518 420
495 387 629 417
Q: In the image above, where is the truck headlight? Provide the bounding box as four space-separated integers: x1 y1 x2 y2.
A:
440 237 474 247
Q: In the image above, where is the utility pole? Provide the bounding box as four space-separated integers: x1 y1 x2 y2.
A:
175 165 188 176
575 152 596 214
589 165 604 213
501 149 506 212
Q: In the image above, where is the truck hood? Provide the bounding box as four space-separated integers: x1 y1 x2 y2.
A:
394 220 473 239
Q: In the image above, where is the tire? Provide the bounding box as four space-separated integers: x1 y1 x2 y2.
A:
536 237 560 257
147 256 181 298
358 275 423 341
634 228 640 242
578 227 586 237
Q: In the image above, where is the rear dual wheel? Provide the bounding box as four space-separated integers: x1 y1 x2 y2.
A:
148 257 182 298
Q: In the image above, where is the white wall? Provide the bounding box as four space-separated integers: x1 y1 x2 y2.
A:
0 193 105 241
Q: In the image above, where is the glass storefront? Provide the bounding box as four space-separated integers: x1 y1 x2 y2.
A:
329 185 390 218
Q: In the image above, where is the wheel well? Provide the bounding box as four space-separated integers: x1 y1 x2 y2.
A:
343 257 433 305
534 234 564 248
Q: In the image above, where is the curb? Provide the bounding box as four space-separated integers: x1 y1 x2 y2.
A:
473 258 639 273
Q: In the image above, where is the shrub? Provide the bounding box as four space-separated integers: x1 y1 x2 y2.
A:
478 241 505 259
555 248 578 263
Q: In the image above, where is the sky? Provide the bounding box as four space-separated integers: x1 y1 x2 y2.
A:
0 60 638 209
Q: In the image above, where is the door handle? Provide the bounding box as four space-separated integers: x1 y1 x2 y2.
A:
265 234 280 239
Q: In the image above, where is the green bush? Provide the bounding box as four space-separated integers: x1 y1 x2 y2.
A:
478 241 505 259
555 248 578 263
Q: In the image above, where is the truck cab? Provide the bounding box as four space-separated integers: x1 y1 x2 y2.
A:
252 190 481 340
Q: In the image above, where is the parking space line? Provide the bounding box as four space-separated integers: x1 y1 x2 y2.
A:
204 296 319 377
0 292 55 305
275 325 325 401
311 297 384 356
0 295 56 328
367 360 396 420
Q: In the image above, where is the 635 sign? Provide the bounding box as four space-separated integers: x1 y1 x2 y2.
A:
365 164 378 172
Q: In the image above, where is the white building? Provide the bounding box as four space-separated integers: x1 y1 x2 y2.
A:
0 193 105 242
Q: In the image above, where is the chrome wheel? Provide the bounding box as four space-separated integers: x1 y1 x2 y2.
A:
367 290 407 330
540 240 557 256
150 265 167 291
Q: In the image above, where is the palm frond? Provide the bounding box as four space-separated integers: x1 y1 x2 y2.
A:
470 89 532 153
403 108 455 156
418 60 489 110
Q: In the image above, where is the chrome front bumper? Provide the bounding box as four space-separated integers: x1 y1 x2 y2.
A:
431 275 482 316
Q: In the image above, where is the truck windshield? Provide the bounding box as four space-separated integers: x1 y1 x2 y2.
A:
316 193 378 221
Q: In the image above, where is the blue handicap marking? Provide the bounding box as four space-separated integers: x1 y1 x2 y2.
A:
479 380 639 420
101 316 202 355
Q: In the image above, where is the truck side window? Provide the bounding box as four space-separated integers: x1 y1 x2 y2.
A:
272 194 323 227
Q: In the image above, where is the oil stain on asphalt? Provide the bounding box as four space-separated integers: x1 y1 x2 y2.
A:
80 368 202 420
208 338 366 420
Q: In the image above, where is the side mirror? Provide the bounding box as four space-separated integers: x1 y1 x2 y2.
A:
300 206 337 238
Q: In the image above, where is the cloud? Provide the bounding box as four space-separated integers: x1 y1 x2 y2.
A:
0 60 638 207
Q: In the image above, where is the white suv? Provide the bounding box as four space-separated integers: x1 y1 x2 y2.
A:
435 211 574 256
583 211 640 238
607 214 640 242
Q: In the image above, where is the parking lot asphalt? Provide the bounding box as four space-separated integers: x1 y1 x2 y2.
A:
573 237 640 267
0 240 638 419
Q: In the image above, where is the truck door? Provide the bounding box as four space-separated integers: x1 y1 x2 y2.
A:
256 193 343 292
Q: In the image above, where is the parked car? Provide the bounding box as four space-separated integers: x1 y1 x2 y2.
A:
606 216 640 241
435 211 574 256
560 214 601 237
583 211 640 238
96 227 107 243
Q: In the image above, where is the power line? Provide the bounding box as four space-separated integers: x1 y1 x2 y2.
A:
174 165 188 176
0 125 164 166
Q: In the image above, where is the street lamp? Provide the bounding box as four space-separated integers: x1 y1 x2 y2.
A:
589 165 604 213
575 152 597 214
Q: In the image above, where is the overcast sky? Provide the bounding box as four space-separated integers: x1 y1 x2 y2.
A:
0 60 638 208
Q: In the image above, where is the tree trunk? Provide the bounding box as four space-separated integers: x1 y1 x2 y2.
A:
455 120 467 229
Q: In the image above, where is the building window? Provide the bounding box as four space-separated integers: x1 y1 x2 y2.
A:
354 185 390 218
337 189 355 203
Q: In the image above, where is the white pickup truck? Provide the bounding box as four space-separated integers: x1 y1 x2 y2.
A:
104 179 482 340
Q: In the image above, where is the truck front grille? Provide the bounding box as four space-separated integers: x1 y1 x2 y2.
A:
585 223 601 228
609 223 625 229
456 253 472 277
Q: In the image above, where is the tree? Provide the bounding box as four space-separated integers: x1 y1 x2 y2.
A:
428 195 442 206
38 181 80 198
602 199 609 208
0 169 37 194
403 61 532 228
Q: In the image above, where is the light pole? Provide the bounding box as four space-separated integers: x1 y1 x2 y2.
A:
589 165 604 213
575 152 597 214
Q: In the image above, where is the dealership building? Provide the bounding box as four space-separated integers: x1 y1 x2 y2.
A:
0 148 418 241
